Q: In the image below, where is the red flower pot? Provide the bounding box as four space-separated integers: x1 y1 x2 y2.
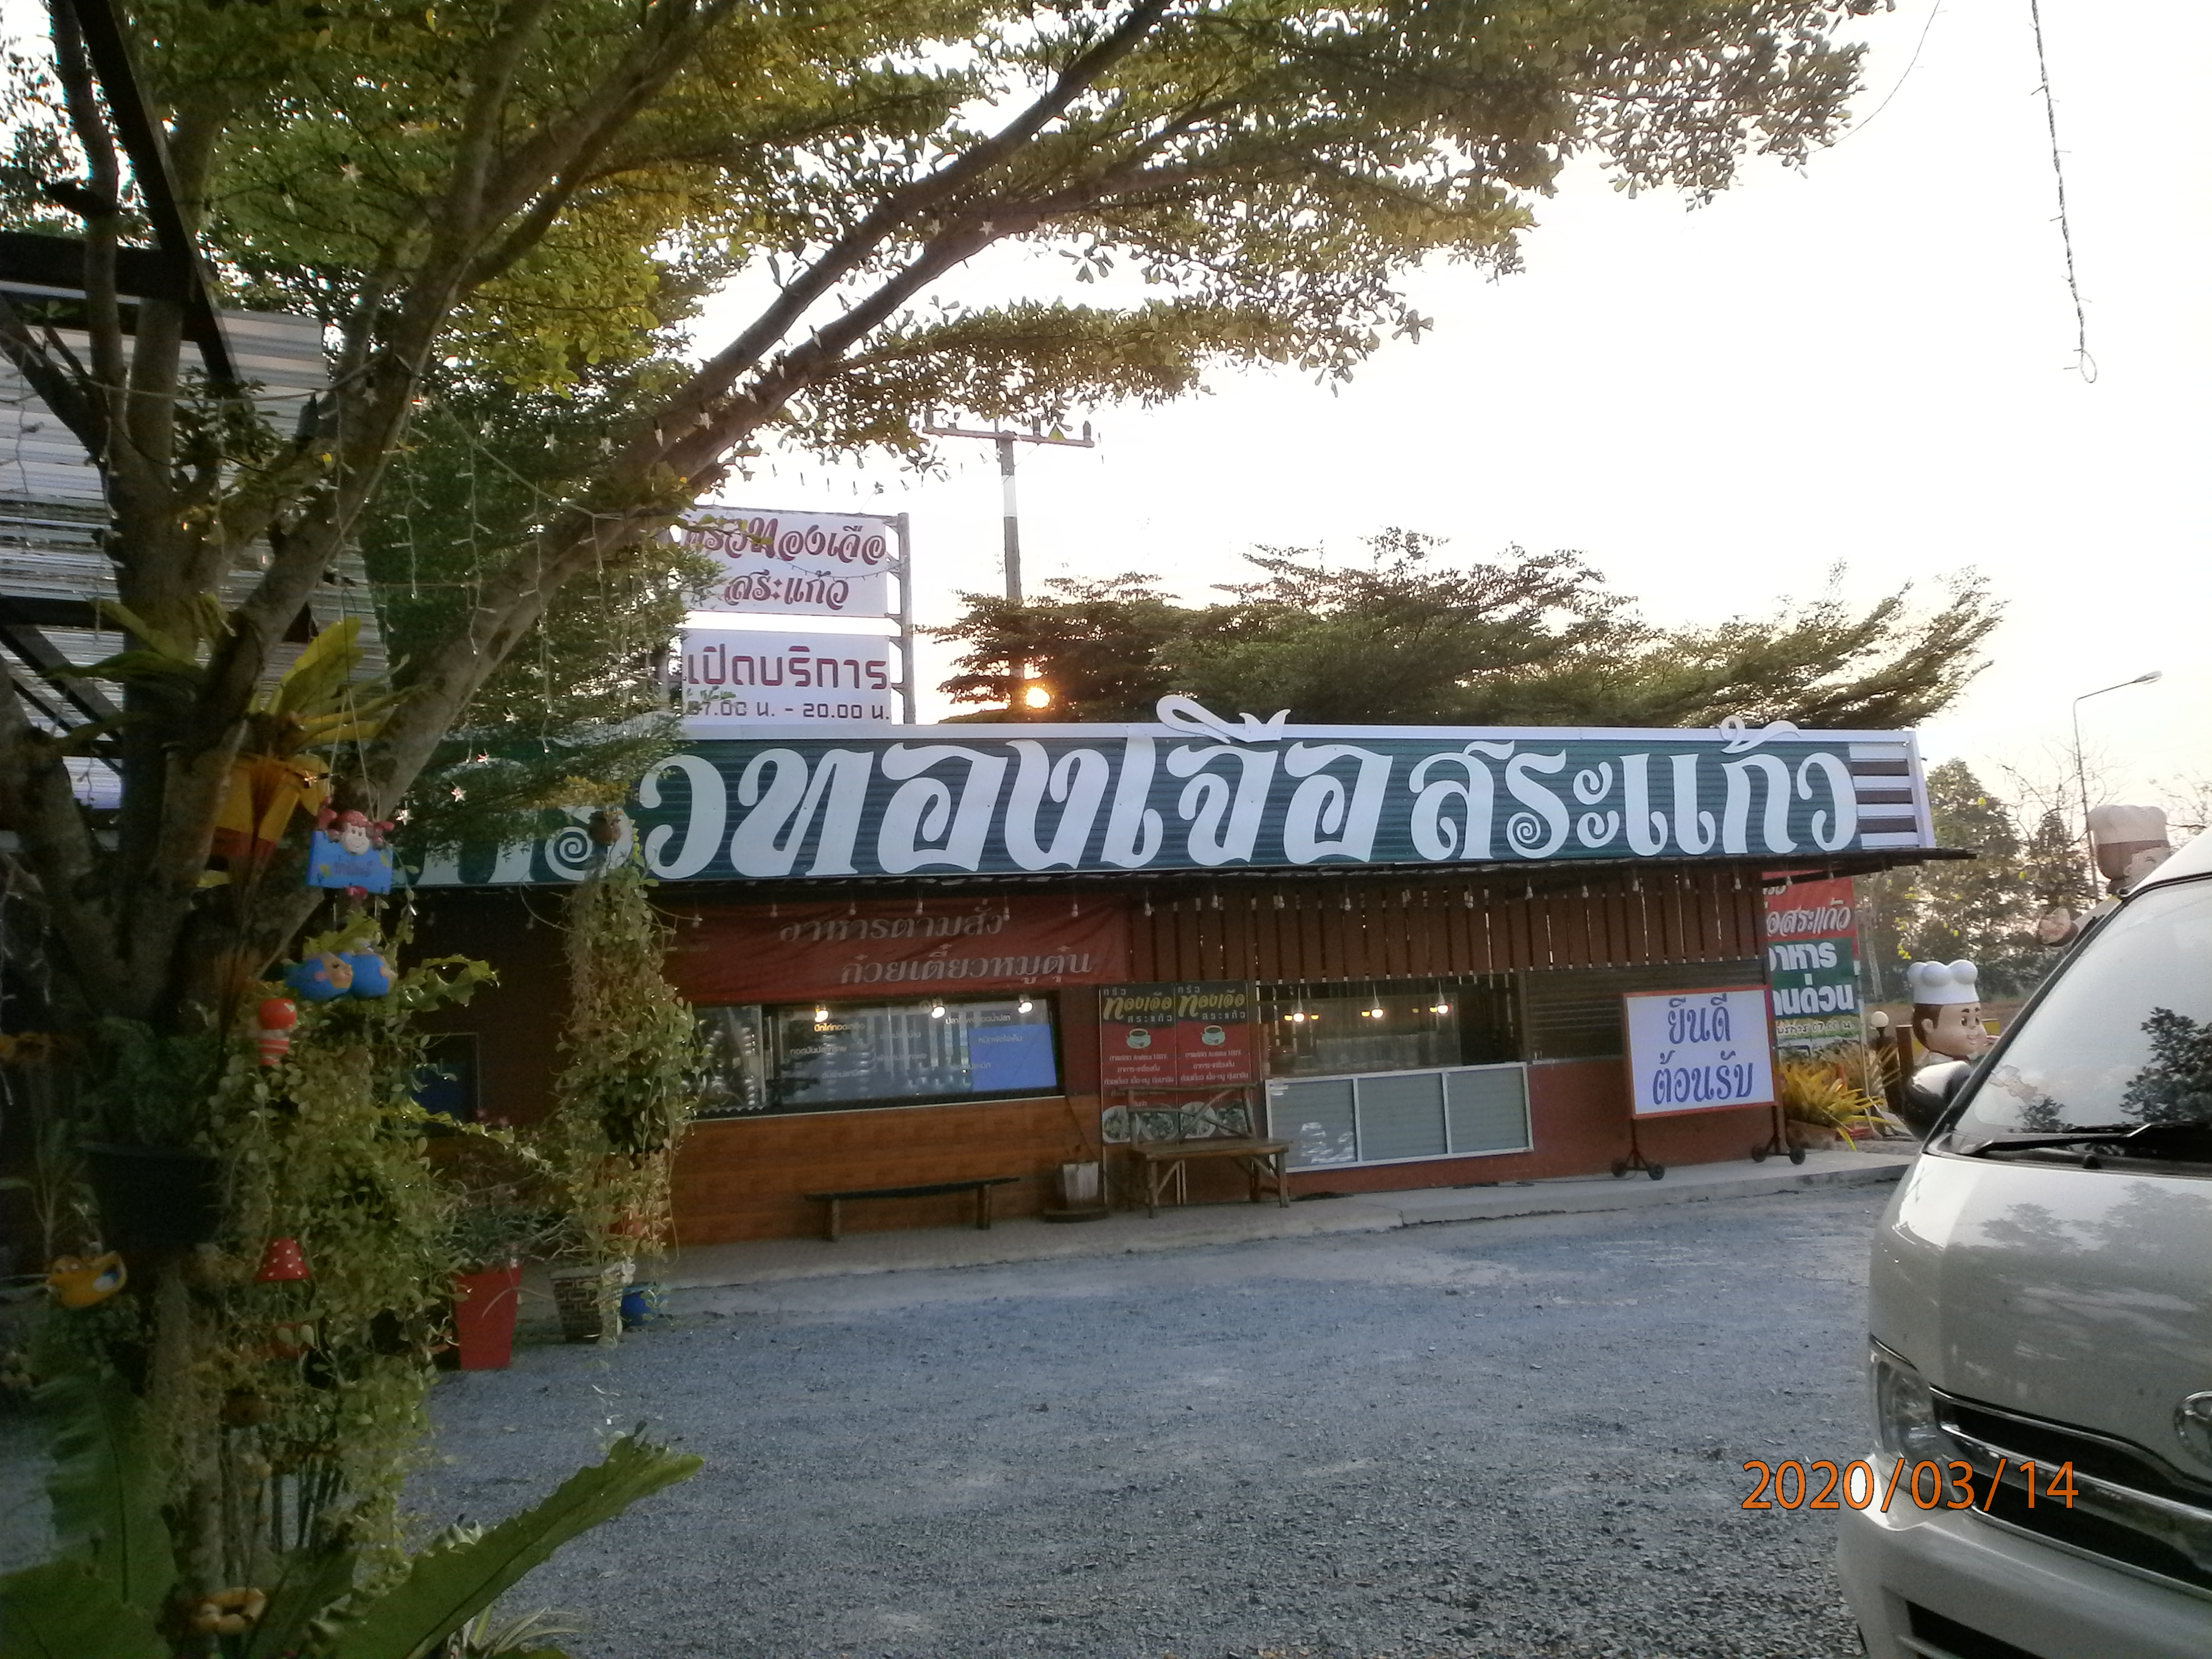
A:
453 1264 522 1370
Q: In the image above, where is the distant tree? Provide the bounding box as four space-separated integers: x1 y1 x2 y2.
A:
1860 761 2073 1001
935 534 2000 727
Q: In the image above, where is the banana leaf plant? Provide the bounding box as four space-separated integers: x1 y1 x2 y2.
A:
0 1371 699 1659
60 603 405 871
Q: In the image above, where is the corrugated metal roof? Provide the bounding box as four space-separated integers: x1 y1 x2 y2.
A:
0 307 389 788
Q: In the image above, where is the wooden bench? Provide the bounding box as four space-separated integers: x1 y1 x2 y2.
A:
803 1176 1020 1241
1126 1137 1292 1217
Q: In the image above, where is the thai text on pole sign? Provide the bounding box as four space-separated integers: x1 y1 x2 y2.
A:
408 698 1933 886
676 628 897 727
681 505 896 619
1622 987 1776 1115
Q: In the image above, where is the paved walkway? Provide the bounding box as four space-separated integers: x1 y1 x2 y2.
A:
637 1144 1915 1293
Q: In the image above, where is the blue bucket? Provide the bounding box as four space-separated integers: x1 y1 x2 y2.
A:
619 1282 664 1328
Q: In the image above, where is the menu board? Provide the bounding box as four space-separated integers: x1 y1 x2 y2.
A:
1099 981 1257 1087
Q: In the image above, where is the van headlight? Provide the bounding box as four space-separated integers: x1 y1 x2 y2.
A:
1870 1344 1957 1463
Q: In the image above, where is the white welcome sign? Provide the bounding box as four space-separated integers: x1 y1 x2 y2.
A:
1622 987 1776 1116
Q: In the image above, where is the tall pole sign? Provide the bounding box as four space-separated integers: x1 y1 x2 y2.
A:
676 505 915 725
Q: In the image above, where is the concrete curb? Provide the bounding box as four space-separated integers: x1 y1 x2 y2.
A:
637 1147 1917 1295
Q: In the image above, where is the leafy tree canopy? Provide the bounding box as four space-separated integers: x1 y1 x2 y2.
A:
936 531 2000 729
1856 760 2095 1001
1 0 1885 1025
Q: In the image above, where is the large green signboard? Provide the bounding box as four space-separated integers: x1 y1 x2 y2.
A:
410 700 1930 887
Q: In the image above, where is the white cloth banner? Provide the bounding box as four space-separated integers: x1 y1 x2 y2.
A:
1622 987 1776 1115
677 628 898 727
682 506 896 619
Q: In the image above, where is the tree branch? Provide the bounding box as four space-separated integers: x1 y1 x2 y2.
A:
673 0 1180 423
0 677 130 1011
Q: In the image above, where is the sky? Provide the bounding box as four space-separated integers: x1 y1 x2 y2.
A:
691 0 2210 823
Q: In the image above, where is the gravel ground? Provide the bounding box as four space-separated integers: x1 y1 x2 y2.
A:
414 1186 1889 1659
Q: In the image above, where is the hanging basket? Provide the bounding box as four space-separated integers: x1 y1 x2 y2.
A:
83 1144 222 1252
548 1261 633 1345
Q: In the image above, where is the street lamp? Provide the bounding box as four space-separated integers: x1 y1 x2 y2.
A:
2072 670 2162 890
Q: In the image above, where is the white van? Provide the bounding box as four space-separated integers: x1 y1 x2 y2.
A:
1839 831 2212 1658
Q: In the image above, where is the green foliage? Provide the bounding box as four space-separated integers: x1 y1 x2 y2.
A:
0 1559 165 1659
0 1401 691 1659
37 1369 177 1617
212 920 499 1562
544 856 702 1273
327 1435 698 1659
937 533 1999 729
1857 761 2088 1001
363 372 711 855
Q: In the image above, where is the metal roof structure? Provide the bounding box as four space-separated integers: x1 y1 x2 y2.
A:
0 1 384 806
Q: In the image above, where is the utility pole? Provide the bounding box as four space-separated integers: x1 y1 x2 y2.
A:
2070 670 2161 891
920 420 1096 603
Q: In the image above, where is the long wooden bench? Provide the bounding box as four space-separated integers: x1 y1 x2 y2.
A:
803 1176 1020 1241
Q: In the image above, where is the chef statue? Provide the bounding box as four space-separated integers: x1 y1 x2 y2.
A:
2036 805 2175 948
1898 959 1992 1132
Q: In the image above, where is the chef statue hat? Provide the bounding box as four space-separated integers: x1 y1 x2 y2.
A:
1905 959 1980 1006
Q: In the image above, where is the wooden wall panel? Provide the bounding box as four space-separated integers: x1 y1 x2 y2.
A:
672 1095 1085 1243
1109 866 1761 991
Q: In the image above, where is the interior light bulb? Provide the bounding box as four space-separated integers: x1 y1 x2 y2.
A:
1432 1003 1452 1015
814 1006 828 1022
1017 998 1034 1014
930 1003 946 1019
1370 1007 1386 1019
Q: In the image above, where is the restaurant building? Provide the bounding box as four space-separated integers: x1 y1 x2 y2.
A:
409 700 1940 1240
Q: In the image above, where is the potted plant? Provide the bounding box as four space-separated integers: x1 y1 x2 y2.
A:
446 1199 559 1369
75 1022 226 1253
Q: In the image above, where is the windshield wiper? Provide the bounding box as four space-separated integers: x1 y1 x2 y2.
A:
1954 1118 2212 1157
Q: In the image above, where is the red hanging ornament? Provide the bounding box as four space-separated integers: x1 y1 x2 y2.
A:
254 1237 310 1282
256 998 299 1066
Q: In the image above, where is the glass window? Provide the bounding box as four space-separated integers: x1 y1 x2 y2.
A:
1263 978 1517 1078
695 1005 767 1119
693 995 1060 1118
1951 880 2212 1139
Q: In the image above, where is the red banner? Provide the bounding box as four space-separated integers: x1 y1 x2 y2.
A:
1098 983 1180 1086
670 896 1128 1005
1763 874 1856 941
1098 981 1257 1087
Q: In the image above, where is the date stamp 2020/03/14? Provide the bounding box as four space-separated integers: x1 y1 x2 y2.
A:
1742 1457 2078 1512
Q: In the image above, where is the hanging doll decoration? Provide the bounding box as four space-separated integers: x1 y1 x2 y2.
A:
305 808 395 898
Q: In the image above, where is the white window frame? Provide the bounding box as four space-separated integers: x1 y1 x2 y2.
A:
1267 1061 1532 1171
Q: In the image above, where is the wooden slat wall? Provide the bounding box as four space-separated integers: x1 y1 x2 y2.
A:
1127 866 1760 983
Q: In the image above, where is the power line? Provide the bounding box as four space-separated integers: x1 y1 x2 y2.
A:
2026 0 2096 383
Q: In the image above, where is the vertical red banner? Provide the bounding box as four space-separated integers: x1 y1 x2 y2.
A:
1173 982 1256 1084
1099 983 1180 1086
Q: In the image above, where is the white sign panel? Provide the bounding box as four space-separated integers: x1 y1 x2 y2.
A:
682 506 896 619
676 628 898 727
1622 987 1775 1116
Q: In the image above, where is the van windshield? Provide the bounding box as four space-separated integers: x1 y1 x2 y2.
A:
1952 878 2212 1138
